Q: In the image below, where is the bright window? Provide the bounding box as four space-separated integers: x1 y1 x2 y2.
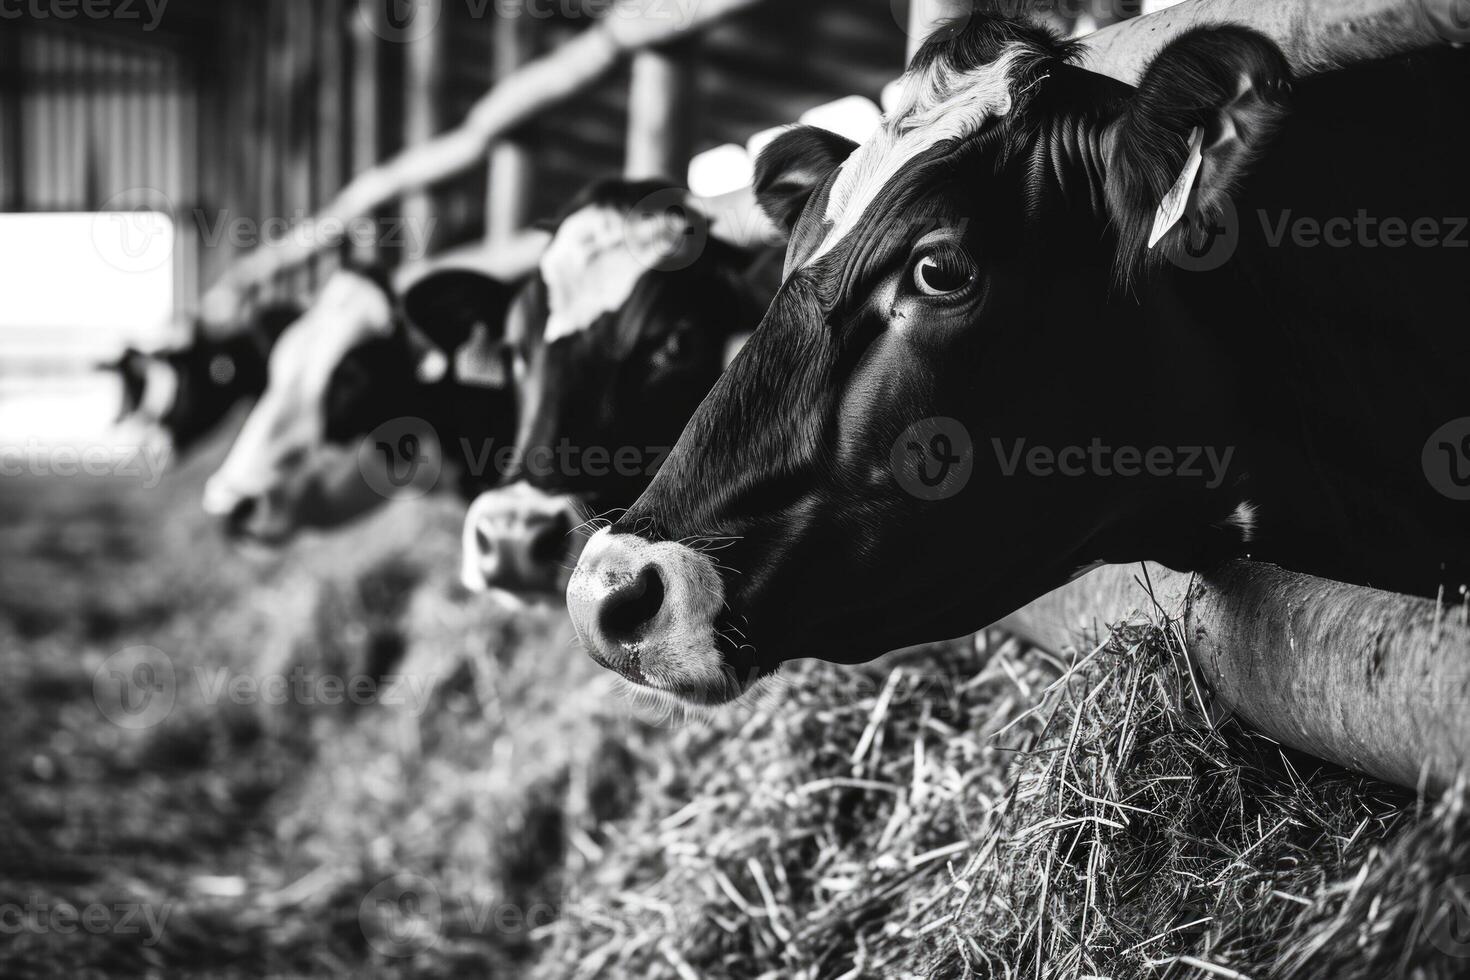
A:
0 212 175 444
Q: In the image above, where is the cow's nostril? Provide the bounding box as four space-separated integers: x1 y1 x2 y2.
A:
528 514 571 567
599 565 665 644
475 523 495 559
226 496 257 537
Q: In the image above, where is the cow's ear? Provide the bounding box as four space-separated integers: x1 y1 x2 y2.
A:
753 126 859 234
1105 26 1291 281
403 270 514 350
402 269 517 386
101 349 149 421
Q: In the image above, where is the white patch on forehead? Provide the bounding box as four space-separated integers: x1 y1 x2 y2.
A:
810 44 1033 264
140 357 178 422
540 204 691 344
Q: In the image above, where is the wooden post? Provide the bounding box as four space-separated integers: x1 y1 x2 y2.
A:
261 1 285 275
195 3 243 307
0 24 22 212
315 0 346 285
349 0 383 266
624 46 694 181
286 1 316 299
400 0 444 263
176 55 199 323
486 144 533 245
486 9 532 245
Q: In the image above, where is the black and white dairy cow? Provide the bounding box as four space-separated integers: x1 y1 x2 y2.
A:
203 266 518 542
567 15 1470 706
456 179 781 593
104 304 303 454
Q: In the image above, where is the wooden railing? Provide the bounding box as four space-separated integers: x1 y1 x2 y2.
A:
201 0 771 324
206 0 1462 311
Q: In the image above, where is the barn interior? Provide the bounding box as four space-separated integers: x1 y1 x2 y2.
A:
1 1 1468 977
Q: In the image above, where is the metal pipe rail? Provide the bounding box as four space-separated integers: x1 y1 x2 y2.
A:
1000 562 1470 790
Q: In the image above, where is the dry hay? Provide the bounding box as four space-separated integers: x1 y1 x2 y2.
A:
535 616 1470 980
5 447 1469 978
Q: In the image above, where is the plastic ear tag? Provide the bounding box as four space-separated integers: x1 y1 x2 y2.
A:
454 322 510 388
416 348 449 384
1148 127 1205 249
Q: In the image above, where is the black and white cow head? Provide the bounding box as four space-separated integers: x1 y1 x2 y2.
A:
105 303 303 454
567 16 1295 705
455 179 776 594
203 267 517 543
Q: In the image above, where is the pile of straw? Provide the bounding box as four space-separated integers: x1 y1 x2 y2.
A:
535 619 1470 979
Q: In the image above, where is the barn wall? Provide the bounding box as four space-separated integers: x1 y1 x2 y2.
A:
0 21 197 319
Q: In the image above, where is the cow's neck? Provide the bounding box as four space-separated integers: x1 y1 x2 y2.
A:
1020 118 1262 573
1081 283 1264 574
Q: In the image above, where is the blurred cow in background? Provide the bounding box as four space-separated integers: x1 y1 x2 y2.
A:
202 266 518 543
103 303 303 455
446 179 782 596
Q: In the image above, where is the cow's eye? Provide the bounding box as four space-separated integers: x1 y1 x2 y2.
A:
910 245 975 297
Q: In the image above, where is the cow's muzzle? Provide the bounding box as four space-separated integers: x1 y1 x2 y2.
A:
461 485 582 594
566 530 735 704
203 478 284 543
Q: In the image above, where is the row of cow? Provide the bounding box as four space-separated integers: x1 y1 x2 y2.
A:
112 176 781 591
113 13 1470 711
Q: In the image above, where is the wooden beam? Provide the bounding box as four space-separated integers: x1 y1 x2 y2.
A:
393 227 552 293
202 0 769 322
999 562 1470 790
624 46 695 181
395 184 779 290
